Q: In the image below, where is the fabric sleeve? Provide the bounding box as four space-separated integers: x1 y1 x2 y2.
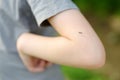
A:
27 0 79 27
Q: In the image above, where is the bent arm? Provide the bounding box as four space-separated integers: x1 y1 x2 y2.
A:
17 9 105 69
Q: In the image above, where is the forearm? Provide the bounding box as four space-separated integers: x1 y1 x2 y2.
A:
17 33 78 67
17 32 105 69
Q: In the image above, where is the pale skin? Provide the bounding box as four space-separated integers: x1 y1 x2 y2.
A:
17 9 106 72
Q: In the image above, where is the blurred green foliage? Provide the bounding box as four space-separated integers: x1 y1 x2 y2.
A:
62 66 108 80
72 0 120 17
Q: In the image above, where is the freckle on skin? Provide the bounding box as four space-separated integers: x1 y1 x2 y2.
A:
79 32 83 34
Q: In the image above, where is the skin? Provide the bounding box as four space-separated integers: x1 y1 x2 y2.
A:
17 9 106 72
18 52 52 72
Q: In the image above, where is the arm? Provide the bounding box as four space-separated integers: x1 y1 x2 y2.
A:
17 9 105 69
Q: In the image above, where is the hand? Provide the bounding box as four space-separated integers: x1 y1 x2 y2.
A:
18 51 52 73
17 33 52 72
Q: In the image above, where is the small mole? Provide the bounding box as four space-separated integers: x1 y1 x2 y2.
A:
79 32 83 34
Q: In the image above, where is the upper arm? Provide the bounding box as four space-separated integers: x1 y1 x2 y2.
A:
48 9 106 67
48 9 98 42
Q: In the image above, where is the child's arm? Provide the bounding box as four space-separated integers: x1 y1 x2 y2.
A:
17 9 105 69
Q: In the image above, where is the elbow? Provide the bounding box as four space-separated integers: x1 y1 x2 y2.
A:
69 49 106 69
75 52 106 69
74 38 106 69
86 43 106 69
85 54 105 69
79 48 106 69
72 42 106 69
93 50 106 69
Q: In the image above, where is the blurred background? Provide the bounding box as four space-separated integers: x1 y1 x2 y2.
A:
62 0 120 80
